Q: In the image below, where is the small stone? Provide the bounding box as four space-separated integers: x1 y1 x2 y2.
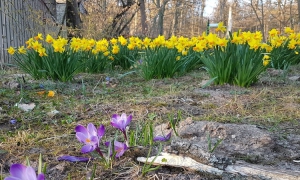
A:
17 103 36 112
47 110 60 117
288 76 300 81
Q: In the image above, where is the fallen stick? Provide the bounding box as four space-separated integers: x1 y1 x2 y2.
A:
137 152 300 180
137 152 223 176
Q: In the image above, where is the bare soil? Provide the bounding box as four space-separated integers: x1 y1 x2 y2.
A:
0 67 299 179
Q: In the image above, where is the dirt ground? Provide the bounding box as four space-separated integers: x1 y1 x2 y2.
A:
0 67 299 179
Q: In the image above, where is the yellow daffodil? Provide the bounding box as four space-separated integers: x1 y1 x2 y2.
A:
205 33 218 48
25 38 34 46
260 43 273 52
181 50 188 56
288 39 297 49
118 36 127 46
48 91 55 97
110 38 118 45
46 34 54 44
108 55 114 60
253 31 263 41
37 91 45 95
248 39 260 50
269 29 279 37
31 41 43 51
34 33 43 40
38 48 47 57
263 55 271 66
7 47 15 55
152 35 165 47
127 43 135 50
215 22 226 33
284 27 294 34
111 45 120 54
103 51 110 56
52 40 65 53
18 46 26 54
91 49 99 54
142 37 151 47
216 38 228 47
193 41 206 52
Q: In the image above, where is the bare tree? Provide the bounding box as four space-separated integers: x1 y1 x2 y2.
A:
298 0 300 23
139 0 148 35
172 0 182 35
250 0 265 40
151 0 170 36
66 0 82 38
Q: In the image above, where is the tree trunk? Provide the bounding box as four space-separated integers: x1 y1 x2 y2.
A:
250 0 265 41
139 0 148 35
298 0 300 24
172 0 181 35
66 0 82 38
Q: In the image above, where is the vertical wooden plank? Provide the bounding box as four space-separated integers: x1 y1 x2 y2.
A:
0 0 56 67
2 0 9 65
6 0 13 65
0 0 4 68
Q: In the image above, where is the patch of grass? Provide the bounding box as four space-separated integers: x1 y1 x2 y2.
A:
0 65 300 178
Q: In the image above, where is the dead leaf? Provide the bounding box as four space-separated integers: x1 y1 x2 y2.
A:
17 103 36 112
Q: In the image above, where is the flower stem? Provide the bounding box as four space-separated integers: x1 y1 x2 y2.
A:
95 147 104 158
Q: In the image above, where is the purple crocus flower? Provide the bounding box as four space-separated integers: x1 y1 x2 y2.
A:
105 141 128 158
111 113 132 141
153 130 172 142
114 141 128 158
10 119 17 125
57 155 91 162
4 164 44 180
75 123 105 153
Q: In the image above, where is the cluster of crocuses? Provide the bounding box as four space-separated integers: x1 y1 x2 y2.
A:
58 113 172 162
4 113 172 179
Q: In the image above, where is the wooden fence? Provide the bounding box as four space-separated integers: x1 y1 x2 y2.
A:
0 0 63 69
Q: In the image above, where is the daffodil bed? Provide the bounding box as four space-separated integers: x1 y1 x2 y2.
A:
0 64 299 179
7 26 300 87
1 25 300 179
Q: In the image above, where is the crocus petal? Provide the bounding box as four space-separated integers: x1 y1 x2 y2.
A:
37 174 45 180
4 177 20 180
81 144 95 153
110 121 123 131
87 123 97 137
125 114 132 126
153 131 172 142
114 141 128 158
111 114 119 120
75 125 87 134
121 113 132 127
9 164 26 178
104 141 110 147
97 125 105 137
57 155 90 162
76 132 89 144
25 166 38 180
90 136 99 144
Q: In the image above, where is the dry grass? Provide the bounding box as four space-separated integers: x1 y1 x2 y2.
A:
0 65 299 179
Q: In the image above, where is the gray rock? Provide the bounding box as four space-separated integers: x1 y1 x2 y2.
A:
156 118 275 165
